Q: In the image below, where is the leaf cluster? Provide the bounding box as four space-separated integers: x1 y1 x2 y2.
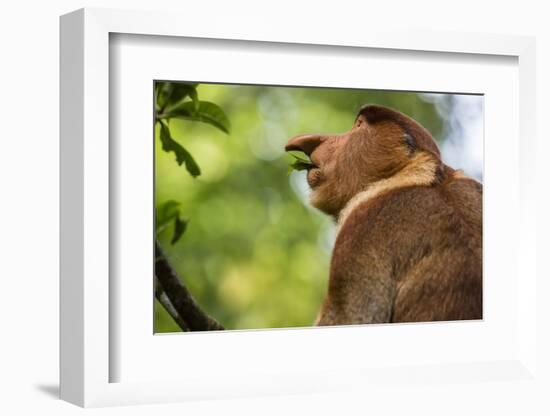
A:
154 81 231 244
155 81 230 177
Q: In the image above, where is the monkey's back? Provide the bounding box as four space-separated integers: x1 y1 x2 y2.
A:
335 176 482 323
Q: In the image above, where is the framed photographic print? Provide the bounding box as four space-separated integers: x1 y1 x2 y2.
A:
151 81 484 334
60 8 538 408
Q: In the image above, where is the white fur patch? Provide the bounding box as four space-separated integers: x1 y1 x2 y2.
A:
337 152 438 233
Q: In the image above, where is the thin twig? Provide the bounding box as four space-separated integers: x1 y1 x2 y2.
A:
155 240 225 331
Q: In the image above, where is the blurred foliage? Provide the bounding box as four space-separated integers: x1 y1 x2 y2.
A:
155 82 449 332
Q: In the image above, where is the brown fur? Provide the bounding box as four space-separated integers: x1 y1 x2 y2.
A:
285 105 482 325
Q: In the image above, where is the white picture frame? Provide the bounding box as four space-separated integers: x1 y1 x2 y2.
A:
60 7 538 408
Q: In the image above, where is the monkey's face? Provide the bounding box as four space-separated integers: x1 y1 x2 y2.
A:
285 105 442 218
288 130 351 189
286 115 373 216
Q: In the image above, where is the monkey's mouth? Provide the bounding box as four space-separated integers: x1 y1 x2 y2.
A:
306 167 322 188
287 151 322 188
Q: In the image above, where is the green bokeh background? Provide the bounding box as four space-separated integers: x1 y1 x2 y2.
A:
154 83 451 332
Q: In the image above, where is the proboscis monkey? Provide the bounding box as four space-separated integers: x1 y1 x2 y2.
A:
285 105 482 325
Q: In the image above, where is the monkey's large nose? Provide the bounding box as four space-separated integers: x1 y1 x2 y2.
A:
285 134 325 156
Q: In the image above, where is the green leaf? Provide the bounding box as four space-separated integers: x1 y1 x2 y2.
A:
167 101 231 134
156 82 171 110
158 122 201 177
288 153 315 172
156 200 181 229
166 83 198 109
189 88 199 112
154 82 163 111
289 160 313 172
171 216 188 244
156 82 199 111
156 200 188 245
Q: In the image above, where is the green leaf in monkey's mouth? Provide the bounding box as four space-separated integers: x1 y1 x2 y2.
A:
288 152 317 172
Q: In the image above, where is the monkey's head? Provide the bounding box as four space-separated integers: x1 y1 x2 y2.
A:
285 105 444 218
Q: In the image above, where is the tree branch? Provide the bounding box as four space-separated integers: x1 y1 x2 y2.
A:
154 277 189 331
155 240 225 331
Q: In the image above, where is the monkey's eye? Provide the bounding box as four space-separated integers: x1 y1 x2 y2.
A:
403 133 415 154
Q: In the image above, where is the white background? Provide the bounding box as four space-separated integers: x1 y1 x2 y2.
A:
1 1 548 415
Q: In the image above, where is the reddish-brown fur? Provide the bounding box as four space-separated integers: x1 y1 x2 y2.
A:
285 105 482 325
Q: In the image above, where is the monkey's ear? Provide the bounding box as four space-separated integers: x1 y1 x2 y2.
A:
358 105 417 152
357 104 441 160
